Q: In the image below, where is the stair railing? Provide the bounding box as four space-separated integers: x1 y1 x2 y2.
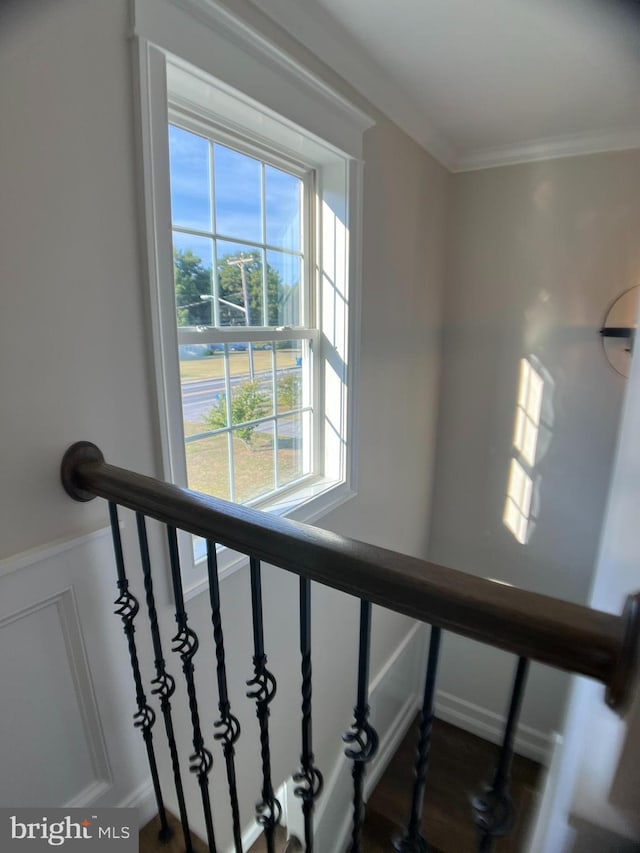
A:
61 442 640 853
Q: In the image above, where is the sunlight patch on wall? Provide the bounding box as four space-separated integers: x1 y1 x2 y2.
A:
503 357 546 545
513 358 544 467
504 458 534 544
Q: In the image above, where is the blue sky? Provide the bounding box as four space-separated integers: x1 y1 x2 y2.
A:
169 124 302 288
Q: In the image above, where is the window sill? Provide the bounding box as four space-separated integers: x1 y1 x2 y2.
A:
182 478 356 600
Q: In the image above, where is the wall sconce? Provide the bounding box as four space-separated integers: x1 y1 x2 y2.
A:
600 285 638 377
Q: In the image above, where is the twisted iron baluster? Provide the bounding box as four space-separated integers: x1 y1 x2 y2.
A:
108 503 171 842
166 526 217 853
293 577 323 852
343 600 379 853
246 557 281 853
136 513 192 852
206 541 242 853
393 626 442 853
473 657 530 853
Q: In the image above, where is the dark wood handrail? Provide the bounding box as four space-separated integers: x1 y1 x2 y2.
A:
61 442 640 711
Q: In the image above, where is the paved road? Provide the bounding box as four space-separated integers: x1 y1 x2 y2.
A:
182 366 300 430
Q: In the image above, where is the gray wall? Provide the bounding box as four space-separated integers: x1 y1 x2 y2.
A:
0 0 446 846
429 151 640 733
530 286 640 853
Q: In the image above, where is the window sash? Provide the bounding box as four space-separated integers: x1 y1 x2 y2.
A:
169 109 315 332
169 116 320 509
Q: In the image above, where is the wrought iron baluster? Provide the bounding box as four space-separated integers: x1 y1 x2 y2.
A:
293 577 323 852
206 541 242 853
166 526 217 853
473 657 530 853
393 626 442 853
108 503 171 842
343 600 379 853
136 513 192 852
246 557 281 853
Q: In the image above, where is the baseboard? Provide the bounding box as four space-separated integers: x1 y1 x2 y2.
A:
364 692 420 801
330 692 420 853
118 778 157 828
435 689 554 765
65 779 112 809
224 779 289 853
313 623 425 853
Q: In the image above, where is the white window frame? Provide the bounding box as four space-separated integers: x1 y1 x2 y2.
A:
132 0 373 597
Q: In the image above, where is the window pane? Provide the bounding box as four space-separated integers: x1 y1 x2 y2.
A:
275 341 303 406
214 144 262 243
228 366 274 425
185 434 231 500
265 165 301 252
233 427 275 503
276 347 302 413
267 250 301 326
216 241 264 326
173 232 213 327
169 126 211 231
180 349 228 437
277 412 307 487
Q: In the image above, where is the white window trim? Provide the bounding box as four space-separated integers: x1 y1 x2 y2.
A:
132 0 373 597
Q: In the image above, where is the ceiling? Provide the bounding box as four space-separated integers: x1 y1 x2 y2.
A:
253 0 640 171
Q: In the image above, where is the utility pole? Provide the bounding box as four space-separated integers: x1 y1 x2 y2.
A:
227 254 255 380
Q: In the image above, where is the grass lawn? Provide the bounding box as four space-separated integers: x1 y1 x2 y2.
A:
185 431 303 502
180 349 300 382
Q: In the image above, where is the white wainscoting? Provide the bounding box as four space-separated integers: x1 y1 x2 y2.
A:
0 527 153 819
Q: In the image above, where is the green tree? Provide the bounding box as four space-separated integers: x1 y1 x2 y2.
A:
216 251 285 326
204 380 270 447
277 373 301 411
174 248 294 327
174 248 212 326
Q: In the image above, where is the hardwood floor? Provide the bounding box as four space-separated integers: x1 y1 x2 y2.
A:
361 717 541 853
139 813 208 853
247 824 289 852
140 718 541 853
138 813 291 853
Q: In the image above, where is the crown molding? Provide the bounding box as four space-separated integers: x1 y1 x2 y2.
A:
249 0 640 174
250 0 457 169
451 127 640 173
134 0 640 174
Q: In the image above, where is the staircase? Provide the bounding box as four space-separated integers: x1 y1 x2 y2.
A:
60 442 640 853
361 718 540 853
140 815 295 852
140 718 540 853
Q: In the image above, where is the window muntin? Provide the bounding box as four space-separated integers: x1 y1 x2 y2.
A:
169 120 315 508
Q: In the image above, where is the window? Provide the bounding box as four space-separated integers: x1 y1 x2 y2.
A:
169 122 314 506
133 0 372 592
